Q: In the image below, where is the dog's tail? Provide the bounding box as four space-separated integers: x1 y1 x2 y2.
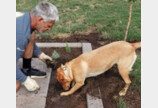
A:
131 42 141 49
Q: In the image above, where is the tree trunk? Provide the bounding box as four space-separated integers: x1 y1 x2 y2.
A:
124 1 133 41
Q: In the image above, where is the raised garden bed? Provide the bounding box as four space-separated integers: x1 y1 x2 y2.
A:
17 41 140 108
39 42 140 108
39 43 106 108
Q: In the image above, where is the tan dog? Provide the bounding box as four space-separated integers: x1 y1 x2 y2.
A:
57 41 141 96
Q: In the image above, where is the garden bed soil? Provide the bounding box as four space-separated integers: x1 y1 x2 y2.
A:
40 46 140 108
40 48 87 108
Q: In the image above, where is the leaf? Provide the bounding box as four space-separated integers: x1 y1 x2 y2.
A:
65 43 71 53
51 50 60 59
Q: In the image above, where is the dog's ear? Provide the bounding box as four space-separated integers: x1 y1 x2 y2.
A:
57 68 64 82
59 74 64 82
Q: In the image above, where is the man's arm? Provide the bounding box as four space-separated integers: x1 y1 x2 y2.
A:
31 33 52 62
33 43 42 57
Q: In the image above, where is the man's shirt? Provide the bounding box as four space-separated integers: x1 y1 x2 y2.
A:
16 12 42 82
16 12 42 62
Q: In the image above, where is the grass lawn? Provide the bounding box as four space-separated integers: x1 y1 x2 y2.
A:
16 0 141 41
117 97 128 108
131 54 141 92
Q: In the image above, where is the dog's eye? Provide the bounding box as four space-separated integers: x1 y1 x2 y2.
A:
64 80 69 83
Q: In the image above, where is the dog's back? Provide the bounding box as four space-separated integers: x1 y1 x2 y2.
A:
71 41 141 77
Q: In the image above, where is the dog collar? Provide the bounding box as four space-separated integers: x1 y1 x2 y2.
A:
62 65 69 76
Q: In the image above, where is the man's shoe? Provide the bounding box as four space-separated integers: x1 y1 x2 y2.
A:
21 68 47 78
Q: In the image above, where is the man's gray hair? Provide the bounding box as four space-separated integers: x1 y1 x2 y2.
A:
32 1 59 22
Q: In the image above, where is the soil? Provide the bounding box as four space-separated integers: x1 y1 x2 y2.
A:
38 32 141 108
40 48 87 108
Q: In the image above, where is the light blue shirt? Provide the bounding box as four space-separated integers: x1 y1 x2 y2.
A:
16 12 42 82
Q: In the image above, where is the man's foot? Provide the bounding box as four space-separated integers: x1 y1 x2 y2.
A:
21 68 47 78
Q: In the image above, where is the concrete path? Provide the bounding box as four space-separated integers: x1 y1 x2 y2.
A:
16 58 51 108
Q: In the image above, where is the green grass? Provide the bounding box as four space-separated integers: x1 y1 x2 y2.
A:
130 54 141 92
16 0 141 41
117 97 128 108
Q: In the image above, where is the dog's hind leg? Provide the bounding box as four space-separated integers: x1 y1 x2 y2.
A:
118 53 137 96
118 69 131 96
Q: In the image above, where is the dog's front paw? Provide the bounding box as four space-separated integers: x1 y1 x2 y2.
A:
60 92 70 96
119 89 126 96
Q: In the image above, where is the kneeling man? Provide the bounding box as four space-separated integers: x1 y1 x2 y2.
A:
16 1 59 92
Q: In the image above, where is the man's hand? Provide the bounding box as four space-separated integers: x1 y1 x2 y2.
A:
38 52 52 62
22 76 40 91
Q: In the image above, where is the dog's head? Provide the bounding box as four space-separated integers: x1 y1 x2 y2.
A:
56 64 71 90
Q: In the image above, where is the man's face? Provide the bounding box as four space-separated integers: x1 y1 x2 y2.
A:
36 17 55 33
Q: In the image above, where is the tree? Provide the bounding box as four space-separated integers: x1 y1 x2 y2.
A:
124 0 137 41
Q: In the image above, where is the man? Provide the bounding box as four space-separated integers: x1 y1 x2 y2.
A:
16 1 59 92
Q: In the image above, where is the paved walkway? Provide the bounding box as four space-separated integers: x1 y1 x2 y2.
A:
16 58 51 108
